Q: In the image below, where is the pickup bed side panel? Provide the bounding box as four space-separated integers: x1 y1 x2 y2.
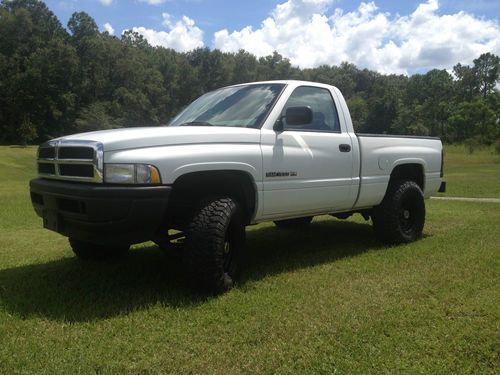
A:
354 136 442 209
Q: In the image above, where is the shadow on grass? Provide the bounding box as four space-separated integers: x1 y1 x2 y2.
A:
0 219 382 322
243 219 382 282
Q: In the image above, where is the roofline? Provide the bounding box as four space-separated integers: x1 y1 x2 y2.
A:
226 80 339 90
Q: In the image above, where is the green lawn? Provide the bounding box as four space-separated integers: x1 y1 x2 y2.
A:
0 146 499 374
439 144 500 198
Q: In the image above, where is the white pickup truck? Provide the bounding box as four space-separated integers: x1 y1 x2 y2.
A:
30 80 445 292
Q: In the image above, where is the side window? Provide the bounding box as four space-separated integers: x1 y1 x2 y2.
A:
282 86 340 132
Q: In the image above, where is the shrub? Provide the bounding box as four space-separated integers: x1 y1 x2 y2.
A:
464 137 481 154
18 117 38 147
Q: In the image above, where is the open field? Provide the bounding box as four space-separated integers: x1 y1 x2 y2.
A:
439 144 500 198
0 145 499 374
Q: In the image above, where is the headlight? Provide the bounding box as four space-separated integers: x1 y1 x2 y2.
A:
104 164 161 184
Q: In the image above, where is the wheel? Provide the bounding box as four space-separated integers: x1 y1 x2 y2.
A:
274 216 313 229
185 197 246 293
371 180 425 244
69 238 130 260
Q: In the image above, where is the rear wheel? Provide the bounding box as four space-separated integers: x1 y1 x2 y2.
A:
371 180 425 244
274 216 313 229
69 238 130 260
185 197 245 294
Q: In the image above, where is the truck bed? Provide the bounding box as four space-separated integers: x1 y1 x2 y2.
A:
353 134 443 209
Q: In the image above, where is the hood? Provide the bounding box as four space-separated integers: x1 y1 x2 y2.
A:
57 126 261 151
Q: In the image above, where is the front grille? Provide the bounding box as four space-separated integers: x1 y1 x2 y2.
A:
59 164 94 177
58 146 94 159
38 147 55 159
38 163 55 175
37 140 103 182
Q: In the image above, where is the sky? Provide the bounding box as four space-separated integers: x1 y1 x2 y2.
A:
46 0 500 75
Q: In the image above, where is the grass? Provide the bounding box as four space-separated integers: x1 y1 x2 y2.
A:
0 145 499 374
439 144 500 198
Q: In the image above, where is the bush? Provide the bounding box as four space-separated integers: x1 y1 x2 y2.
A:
18 117 38 147
464 136 481 154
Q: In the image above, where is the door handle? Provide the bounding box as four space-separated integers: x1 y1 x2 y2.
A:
339 144 351 152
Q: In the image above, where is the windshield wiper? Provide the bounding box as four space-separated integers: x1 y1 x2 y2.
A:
178 121 214 127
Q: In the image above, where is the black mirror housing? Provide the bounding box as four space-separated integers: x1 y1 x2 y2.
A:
273 119 284 132
285 106 313 126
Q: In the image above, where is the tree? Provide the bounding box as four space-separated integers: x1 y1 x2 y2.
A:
453 63 478 101
421 69 454 137
121 30 150 49
392 104 429 136
473 53 500 98
258 52 294 80
0 0 499 145
67 11 98 40
231 50 258 84
75 102 119 132
0 0 76 143
0 0 66 54
346 96 368 132
363 75 406 134
448 97 498 144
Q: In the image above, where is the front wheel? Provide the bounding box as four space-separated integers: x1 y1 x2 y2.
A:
69 238 130 260
186 197 246 294
371 180 425 244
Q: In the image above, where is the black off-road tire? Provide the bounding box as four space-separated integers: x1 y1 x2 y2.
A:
69 238 130 260
371 180 425 244
274 216 313 229
185 197 246 294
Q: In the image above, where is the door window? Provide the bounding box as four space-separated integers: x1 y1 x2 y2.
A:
282 86 340 132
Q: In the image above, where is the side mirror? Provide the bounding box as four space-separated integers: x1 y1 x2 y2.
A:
285 106 313 126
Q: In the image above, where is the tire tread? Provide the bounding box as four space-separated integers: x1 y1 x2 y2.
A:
186 197 244 293
372 180 425 244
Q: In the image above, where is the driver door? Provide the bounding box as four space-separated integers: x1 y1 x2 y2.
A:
260 85 356 218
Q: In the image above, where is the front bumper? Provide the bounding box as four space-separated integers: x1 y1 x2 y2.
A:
30 178 171 246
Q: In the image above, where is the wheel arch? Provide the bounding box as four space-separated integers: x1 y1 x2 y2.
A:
388 162 425 192
167 169 258 226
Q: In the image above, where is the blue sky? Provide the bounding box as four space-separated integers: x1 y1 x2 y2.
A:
45 0 500 74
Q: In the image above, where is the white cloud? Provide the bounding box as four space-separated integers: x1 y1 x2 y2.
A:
103 22 115 35
213 0 500 74
58 0 77 10
99 0 113 6
138 0 167 5
131 13 204 52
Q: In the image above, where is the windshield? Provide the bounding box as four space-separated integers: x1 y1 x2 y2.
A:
168 83 285 128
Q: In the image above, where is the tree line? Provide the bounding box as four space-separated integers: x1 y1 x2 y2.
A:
1 0 499 145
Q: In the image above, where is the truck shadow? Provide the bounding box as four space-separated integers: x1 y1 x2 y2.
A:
0 219 384 322
243 219 383 283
